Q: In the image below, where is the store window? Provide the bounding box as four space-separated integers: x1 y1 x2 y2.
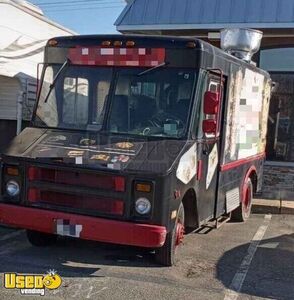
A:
260 48 294 162
260 48 294 72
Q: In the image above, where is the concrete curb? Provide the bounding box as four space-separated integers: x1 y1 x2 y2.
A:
253 199 294 215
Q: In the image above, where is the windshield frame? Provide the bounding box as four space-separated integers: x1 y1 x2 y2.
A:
33 64 198 140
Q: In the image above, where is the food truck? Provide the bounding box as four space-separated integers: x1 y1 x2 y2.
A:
0 29 271 265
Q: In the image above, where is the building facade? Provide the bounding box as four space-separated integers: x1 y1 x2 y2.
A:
0 0 74 151
116 0 294 200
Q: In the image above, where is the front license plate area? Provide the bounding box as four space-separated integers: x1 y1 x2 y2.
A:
54 219 83 238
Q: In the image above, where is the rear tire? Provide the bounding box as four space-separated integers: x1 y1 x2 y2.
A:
231 178 253 222
155 203 185 266
27 230 57 247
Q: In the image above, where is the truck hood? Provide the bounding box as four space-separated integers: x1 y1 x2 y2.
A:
2 127 189 175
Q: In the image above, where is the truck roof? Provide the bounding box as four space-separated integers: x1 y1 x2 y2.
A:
48 34 270 78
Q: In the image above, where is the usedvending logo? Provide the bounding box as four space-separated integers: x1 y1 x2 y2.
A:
4 270 62 296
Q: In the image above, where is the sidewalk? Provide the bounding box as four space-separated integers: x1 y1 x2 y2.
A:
253 198 294 215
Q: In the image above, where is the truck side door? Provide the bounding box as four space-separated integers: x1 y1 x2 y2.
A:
197 73 224 223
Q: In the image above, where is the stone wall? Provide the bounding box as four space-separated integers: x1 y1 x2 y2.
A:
262 162 294 200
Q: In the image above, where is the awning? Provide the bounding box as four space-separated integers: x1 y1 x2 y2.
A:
116 0 294 32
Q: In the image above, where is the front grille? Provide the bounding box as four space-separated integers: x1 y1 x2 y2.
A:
28 188 124 215
26 166 125 216
28 166 125 192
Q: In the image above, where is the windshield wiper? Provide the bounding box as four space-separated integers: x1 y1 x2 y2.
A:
44 59 70 103
137 62 168 77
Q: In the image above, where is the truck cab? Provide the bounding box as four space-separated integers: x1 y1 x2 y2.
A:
0 33 271 266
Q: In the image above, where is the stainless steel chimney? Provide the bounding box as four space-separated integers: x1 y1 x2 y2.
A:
220 28 263 62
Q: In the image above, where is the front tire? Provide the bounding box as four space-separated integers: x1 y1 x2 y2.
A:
27 230 57 247
155 203 185 266
231 178 253 222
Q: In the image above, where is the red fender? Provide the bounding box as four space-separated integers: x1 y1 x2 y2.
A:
241 166 256 203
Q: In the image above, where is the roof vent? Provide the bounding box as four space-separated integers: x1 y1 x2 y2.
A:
220 28 263 62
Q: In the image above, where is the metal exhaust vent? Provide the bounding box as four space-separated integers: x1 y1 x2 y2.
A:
220 28 263 62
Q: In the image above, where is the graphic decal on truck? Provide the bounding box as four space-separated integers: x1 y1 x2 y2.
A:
90 154 110 161
238 69 265 159
223 68 268 164
23 132 144 169
68 150 84 157
206 144 218 189
176 144 197 184
116 142 134 149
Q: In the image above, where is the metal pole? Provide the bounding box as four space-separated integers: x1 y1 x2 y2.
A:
16 91 24 135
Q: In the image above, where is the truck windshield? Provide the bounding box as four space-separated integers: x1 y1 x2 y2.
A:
35 65 197 138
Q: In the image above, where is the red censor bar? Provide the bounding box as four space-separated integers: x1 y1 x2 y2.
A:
68 46 166 67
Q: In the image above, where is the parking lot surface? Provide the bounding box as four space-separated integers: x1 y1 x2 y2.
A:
0 213 293 300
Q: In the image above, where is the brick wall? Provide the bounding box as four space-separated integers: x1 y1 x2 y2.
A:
262 162 294 200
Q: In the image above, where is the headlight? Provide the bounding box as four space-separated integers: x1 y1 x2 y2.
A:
135 197 151 215
6 180 20 197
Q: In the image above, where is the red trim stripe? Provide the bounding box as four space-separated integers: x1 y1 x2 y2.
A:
242 165 257 203
220 152 265 172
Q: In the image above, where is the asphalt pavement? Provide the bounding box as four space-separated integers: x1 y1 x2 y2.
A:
0 212 293 300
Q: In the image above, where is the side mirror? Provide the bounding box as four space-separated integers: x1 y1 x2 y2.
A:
202 119 217 134
204 91 219 115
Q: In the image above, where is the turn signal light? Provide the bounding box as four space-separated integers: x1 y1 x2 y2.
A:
126 41 135 47
102 40 111 46
48 39 58 46
136 183 151 193
6 167 19 176
113 41 122 47
186 41 196 48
